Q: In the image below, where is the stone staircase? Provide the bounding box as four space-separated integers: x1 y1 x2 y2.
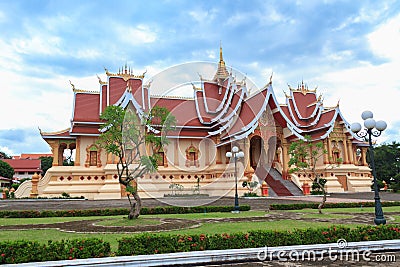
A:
256 166 303 196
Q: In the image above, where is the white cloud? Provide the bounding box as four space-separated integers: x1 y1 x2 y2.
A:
0 146 14 156
368 13 400 60
117 24 157 45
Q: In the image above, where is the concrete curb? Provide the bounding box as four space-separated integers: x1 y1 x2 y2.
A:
5 239 400 266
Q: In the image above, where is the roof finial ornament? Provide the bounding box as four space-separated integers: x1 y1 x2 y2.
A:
142 69 147 78
219 41 223 62
69 80 76 91
96 74 106 85
197 72 203 81
268 72 273 85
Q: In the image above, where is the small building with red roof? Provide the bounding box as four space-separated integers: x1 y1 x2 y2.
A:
1 159 41 180
15 47 372 200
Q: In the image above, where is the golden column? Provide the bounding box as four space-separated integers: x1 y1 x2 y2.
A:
342 139 349 164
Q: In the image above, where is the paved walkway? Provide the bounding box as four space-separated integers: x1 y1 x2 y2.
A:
0 192 398 211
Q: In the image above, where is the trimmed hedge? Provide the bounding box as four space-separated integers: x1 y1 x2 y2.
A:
0 205 251 218
0 238 110 264
117 224 400 256
269 201 400 210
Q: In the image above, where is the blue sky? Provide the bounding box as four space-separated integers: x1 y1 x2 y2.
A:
1 0 400 155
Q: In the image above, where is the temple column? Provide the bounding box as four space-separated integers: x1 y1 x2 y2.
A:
323 140 329 164
48 142 59 166
174 139 179 166
282 140 289 180
327 139 332 164
243 137 253 179
361 147 368 166
347 141 354 164
205 139 210 166
75 137 81 166
216 136 222 164
342 139 349 164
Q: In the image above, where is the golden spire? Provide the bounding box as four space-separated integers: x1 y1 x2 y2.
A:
213 44 229 82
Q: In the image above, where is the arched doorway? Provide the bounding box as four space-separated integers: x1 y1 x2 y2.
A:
249 136 263 170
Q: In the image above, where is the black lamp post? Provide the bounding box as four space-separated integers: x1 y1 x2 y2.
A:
226 146 244 213
351 110 387 225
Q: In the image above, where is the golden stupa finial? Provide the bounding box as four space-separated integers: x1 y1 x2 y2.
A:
219 41 223 62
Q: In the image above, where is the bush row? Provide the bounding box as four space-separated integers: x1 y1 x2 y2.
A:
1 224 400 263
0 205 251 218
117 224 400 256
0 238 110 264
269 201 400 210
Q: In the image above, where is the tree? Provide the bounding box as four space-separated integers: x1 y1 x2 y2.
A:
0 160 14 179
288 135 341 214
98 105 175 219
372 142 400 188
0 151 11 159
39 156 53 176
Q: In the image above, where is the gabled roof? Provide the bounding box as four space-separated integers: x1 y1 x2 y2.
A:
1 159 41 172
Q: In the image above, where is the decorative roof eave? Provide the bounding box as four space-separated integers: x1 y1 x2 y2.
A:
287 98 323 128
207 116 235 136
69 80 99 94
336 109 365 142
193 90 212 125
290 91 321 120
202 77 232 114
234 121 259 140
209 80 237 123
215 86 245 124
39 127 73 137
221 85 272 141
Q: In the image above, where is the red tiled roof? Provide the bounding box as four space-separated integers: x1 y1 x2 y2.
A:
202 81 227 112
1 159 41 172
70 125 100 135
73 93 101 122
19 153 52 159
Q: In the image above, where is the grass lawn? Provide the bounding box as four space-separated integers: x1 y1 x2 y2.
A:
0 218 341 250
284 206 400 213
0 210 368 251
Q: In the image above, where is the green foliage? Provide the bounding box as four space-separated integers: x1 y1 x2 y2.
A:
372 141 400 184
0 238 110 264
0 205 251 218
311 178 327 195
0 161 14 179
0 152 11 159
269 201 400 210
61 192 71 198
116 225 400 256
39 156 53 176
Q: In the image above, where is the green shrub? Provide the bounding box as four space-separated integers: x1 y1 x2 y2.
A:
0 238 110 264
269 201 400 210
117 224 400 256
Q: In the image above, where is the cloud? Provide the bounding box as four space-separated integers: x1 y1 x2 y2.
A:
116 24 157 45
0 128 50 155
368 13 400 60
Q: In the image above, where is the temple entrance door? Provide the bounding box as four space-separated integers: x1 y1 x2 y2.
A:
250 136 262 170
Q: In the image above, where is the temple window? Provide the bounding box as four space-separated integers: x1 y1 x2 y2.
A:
89 151 97 166
85 144 102 167
185 144 200 167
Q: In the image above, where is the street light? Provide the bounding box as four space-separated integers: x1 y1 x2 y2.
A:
226 146 245 213
351 110 387 225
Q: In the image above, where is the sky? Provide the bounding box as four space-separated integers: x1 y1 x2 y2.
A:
0 0 400 156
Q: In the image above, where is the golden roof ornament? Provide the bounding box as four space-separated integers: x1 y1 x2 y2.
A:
104 64 146 81
96 74 107 85
213 44 229 82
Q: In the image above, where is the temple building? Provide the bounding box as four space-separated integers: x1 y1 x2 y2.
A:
16 48 372 200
